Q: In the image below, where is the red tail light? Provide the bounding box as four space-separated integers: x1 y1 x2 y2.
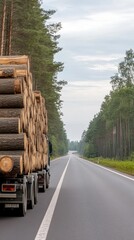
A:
2 184 16 192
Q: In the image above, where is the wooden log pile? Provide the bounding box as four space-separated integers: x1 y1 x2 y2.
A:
0 56 48 176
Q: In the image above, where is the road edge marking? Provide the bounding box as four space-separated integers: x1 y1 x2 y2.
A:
79 157 134 182
34 157 71 240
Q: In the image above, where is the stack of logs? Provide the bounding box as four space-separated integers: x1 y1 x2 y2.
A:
0 56 48 176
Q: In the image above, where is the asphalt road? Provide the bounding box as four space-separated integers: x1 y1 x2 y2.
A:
1 154 134 240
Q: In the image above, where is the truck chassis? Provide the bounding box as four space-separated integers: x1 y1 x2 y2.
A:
0 167 50 216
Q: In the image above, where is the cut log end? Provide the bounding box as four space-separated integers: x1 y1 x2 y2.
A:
0 155 23 175
0 156 14 173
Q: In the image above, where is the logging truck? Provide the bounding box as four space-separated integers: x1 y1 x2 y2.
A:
0 55 51 216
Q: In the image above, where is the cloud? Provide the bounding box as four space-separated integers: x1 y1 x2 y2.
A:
43 0 134 140
74 54 123 62
57 10 134 39
88 63 117 72
67 80 110 88
73 54 122 72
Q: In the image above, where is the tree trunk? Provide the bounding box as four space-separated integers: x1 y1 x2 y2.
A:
0 64 27 71
0 94 26 108
9 0 13 55
0 150 24 155
0 0 6 56
119 114 123 159
0 118 21 133
116 119 120 158
0 68 16 78
112 126 116 157
127 119 131 156
15 69 27 77
0 78 22 94
0 55 29 66
0 108 24 118
0 133 27 150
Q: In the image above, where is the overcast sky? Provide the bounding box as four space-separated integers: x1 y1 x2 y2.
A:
43 0 134 141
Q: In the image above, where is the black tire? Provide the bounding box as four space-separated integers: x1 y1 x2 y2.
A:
28 182 34 209
46 172 50 189
40 172 46 192
34 175 38 204
19 184 27 217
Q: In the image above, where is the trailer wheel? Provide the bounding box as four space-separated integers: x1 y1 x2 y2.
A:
19 183 27 217
46 171 50 189
28 182 34 209
40 171 46 192
34 174 38 204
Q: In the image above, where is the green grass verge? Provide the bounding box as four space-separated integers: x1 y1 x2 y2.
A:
85 157 134 176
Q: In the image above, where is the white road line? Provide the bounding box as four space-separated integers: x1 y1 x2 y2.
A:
93 163 134 181
51 156 67 162
79 157 134 182
34 157 71 240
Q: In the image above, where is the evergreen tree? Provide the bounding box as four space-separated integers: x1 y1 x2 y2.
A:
0 0 68 156
80 49 134 160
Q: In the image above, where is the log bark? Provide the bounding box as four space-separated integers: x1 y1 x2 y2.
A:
0 133 27 150
0 65 28 77
0 0 6 55
45 111 48 134
0 108 24 118
43 135 48 154
34 91 41 103
36 152 42 170
0 78 22 94
15 69 27 77
0 151 24 156
0 68 16 78
43 154 48 166
0 56 49 173
0 94 26 108
27 73 33 91
0 55 29 66
0 118 21 133
0 64 27 70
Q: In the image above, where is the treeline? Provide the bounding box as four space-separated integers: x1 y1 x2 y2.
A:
0 0 68 156
79 49 134 160
68 141 79 151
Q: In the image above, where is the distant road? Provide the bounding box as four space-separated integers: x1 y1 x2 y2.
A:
1 154 134 240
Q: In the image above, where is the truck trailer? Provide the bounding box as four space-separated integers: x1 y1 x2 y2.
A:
0 55 51 216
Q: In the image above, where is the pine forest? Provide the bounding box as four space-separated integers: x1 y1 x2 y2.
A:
0 0 68 157
79 49 134 161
